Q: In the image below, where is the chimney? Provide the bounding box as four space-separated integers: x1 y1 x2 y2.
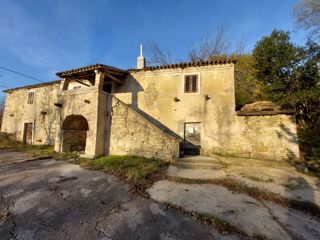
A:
137 44 146 69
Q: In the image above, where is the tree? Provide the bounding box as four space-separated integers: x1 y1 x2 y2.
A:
253 30 320 129
233 55 264 109
188 26 230 62
294 0 320 41
146 41 173 66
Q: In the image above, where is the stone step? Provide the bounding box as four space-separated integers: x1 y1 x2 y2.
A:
178 162 223 170
179 158 221 164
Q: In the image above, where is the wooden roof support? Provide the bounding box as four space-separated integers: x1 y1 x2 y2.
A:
104 72 123 84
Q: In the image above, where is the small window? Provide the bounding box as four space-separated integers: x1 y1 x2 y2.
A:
73 86 81 90
184 75 198 93
27 92 35 104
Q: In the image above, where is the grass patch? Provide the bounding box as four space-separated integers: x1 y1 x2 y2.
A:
0 132 55 157
166 176 320 219
198 213 240 235
244 174 274 183
162 202 249 237
0 133 167 194
283 183 302 191
70 155 169 197
83 155 166 181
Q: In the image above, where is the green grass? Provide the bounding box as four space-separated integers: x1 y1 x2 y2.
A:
0 132 54 154
244 174 274 183
0 133 166 183
283 183 302 191
198 213 240 234
80 155 166 181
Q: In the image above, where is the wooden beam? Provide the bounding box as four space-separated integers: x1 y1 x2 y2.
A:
75 80 91 87
104 72 123 84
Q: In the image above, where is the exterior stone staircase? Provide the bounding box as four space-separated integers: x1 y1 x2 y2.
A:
178 155 223 170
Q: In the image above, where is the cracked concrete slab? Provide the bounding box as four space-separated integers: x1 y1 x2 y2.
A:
0 151 232 240
167 166 226 179
147 180 320 240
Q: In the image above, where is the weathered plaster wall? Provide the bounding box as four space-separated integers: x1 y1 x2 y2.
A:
115 64 235 137
114 64 300 161
54 86 108 158
1 84 60 145
109 97 180 161
201 114 300 160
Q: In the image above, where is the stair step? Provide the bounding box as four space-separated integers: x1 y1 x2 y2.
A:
178 162 223 170
179 158 221 164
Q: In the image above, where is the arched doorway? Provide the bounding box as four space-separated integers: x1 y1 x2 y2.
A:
61 115 89 153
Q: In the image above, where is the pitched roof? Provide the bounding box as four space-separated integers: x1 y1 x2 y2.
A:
4 60 236 93
128 59 237 72
3 80 61 93
56 64 128 77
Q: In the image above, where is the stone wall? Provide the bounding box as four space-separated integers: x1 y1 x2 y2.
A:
53 86 108 158
109 97 181 161
201 114 300 160
114 64 300 161
1 83 60 145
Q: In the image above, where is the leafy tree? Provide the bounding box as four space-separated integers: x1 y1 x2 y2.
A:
233 55 264 109
253 30 320 129
294 0 320 41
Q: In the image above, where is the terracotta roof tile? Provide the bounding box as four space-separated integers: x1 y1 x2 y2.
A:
127 59 237 72
4 80 61 93
56 64 128 77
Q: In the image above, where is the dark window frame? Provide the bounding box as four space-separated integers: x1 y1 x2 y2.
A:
27 91 35 104
184 74 199 93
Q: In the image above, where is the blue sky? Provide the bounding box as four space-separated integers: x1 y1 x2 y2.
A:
0 0 307 95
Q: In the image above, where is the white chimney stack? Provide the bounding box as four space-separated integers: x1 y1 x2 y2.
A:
137 44 146 69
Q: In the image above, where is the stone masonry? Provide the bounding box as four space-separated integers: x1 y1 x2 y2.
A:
109 97 181 161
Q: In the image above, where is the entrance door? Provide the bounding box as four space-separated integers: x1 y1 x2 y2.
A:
23 123 33 144
184 122 201 155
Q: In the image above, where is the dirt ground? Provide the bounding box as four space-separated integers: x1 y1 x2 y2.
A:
0 151 233 240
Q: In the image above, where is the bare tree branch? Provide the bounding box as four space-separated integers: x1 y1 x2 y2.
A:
294 0 320 40
188 26 230 62
146 41 173 66
234 37 247 56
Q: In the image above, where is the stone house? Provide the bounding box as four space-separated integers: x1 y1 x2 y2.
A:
1 50 300 161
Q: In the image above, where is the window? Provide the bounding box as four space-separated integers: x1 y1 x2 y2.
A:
184 75 198 93
27 91 35 104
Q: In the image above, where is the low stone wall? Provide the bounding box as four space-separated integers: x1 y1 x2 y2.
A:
109 97 181 161
207 114 300 161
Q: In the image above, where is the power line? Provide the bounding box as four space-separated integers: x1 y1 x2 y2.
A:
0 66 45 83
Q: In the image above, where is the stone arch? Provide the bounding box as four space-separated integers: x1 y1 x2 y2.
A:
61 115 89 153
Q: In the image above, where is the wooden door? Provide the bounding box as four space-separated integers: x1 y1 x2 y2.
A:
23 123 33 144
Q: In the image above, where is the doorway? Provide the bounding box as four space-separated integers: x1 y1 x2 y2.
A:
23 123 33 144
61 115 89 153
183 122 201 155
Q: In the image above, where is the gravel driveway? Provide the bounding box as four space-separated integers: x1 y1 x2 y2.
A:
0 151 228 240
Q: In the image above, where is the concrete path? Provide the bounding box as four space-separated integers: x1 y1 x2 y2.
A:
169 155 320 206
0 151 235 240
147 180 320 240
